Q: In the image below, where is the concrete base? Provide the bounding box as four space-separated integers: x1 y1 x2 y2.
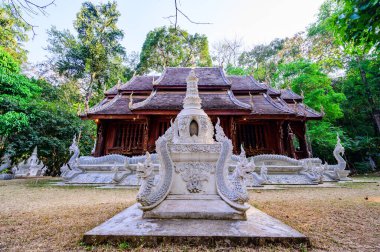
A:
143 196 246 220
83 204 309 247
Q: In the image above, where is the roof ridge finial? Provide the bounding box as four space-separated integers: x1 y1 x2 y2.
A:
129 91 134 109
183 69 202 109
249 92 255 111
294 100 298 114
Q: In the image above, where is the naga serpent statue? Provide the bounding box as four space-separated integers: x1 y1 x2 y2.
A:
215 118 252 211
136 125 174 210
328 134 347 171
60 135 83 179
251 163 268 186
136 152 156 204
324 134 348 180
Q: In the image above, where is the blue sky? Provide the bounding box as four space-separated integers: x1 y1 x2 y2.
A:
24 0 325 64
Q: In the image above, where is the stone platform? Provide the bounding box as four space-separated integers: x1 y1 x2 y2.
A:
83 204 309 247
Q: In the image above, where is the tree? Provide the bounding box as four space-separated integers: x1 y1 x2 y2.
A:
0 46 94 175
0 4 30 62
337 57 380 172
212 37 243 68
46 1 127 110
136 26 212 74
333 0 380 52
238 38 285 82
306 0 380 171
273 59 346 161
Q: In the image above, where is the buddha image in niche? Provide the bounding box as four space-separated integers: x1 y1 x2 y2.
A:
189 120 199 136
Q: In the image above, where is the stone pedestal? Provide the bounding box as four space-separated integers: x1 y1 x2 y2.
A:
83 204 309 246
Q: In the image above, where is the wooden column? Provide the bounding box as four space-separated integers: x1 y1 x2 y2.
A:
278 120 285 155
94 120 106 157
143 118 149 152
230 116 237 154
287 124 296 159
301 122 311 158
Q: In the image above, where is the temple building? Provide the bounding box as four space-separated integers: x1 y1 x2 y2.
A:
81 67 322 158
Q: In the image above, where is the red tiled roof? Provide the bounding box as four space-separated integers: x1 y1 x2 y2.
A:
86 95 144 115
229 76 267 93
132 91 250 111
237 94 294 115
289 102 322 119
119 76 157 92
153 67 231 88
85 67 322 120
280 89 303 101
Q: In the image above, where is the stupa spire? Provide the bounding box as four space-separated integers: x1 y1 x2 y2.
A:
183 69 202 109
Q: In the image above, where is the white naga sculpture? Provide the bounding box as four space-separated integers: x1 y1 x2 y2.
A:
0 154 13 180
0 154 11 173
60 135 159 185
244 133 349 184
12 147 47 177
323 134 350 181
135 69 253 219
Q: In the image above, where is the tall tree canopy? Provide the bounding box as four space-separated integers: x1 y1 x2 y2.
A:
333 0 380 52
137 26 212 74
0 4 30 62
238 38 285 82
273 60 346 161
226 0 379 172
0 46 94 175
46 1 126 109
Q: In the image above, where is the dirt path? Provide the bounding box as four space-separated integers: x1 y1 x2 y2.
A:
0 178 379 251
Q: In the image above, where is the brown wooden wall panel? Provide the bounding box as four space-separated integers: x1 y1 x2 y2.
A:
96 117 309 159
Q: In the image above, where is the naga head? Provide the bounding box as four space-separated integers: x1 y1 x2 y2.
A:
136 152 154 179
69 135 79 154
335 133 345 155
235 145 255 179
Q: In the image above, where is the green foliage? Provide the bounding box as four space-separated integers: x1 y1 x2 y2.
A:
225 65 251 76
275 60 346 121
230 0 380 172
0 4 30 63
137 26 212 74
306 1 346 72
0 111 28 137
238 38 285 82
307 121 345 163
334 0 380 52
46 1 127 107
273 59 346 161
0 47 95 175
118 242 130 250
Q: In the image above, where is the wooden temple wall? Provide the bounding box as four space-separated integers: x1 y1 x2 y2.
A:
94 117 310 159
